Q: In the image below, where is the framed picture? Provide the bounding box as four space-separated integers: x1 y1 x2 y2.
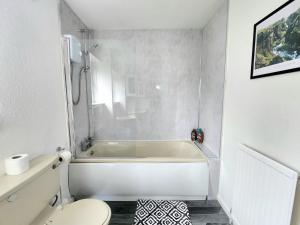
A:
251 0 300 79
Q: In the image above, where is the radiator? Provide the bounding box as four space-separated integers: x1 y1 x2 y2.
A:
231 144 298 225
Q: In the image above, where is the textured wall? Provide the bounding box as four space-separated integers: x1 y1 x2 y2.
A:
60 0 92 151
218 0 300 223
199 2 228 157
0 0 69 174
92 30 202 140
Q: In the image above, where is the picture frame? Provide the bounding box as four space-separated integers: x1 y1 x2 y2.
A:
251 0 300 79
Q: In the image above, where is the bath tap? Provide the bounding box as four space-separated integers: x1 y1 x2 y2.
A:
81 137 94 151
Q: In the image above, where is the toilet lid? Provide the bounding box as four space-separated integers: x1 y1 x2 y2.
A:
46 199 111 225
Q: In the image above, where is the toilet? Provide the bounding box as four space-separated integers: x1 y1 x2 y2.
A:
0 155 111 225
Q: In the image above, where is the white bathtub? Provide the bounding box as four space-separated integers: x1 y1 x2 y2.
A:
69 141 209 200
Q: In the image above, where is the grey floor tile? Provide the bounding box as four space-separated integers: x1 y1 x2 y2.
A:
107 201 137 214
106 200 230 225
109 214 135 225
190 214 230 224
206 223 230 225
185 200 221 208
188 206 223 214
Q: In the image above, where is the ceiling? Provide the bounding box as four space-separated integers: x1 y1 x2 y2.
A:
65 0 225 30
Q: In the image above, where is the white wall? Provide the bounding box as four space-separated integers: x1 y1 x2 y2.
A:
0 0 69 174
219 0 300 224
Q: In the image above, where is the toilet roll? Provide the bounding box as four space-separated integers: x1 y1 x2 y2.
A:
5 154 29 175
58 150 72 163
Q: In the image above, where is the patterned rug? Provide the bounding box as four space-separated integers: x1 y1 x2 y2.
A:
133 199 192 225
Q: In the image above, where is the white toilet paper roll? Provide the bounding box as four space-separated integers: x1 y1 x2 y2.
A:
58 150 72 163
5 154 29 175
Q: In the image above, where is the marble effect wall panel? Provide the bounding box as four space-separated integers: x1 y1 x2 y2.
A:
92 30 202 140
199 3 228 157
60 0 93 151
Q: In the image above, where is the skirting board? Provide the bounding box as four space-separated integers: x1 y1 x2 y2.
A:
217 194 232 220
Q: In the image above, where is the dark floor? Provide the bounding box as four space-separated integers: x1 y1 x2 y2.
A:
106 200 230 225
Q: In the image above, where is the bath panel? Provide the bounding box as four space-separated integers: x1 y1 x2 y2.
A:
69 162 209 200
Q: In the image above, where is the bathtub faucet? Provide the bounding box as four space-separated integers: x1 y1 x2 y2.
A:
81 137 94 151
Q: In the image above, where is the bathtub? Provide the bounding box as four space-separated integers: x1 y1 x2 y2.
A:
69 141 209 200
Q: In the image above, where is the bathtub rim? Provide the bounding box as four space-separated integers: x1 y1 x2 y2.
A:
72 157 207 163
72 140 207 163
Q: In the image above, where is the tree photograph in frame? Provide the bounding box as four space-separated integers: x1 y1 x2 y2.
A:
251 0 300 79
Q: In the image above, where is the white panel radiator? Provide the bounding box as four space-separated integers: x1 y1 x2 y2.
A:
231 144 298 225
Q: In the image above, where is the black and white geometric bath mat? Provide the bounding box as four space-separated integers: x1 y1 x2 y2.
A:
133 199 192 225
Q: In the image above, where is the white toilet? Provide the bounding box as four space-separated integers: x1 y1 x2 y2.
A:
0 155 111 225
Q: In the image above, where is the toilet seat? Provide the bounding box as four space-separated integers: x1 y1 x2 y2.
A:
44 199 111 225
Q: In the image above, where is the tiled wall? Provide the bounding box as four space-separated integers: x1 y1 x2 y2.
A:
91 30 202 140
